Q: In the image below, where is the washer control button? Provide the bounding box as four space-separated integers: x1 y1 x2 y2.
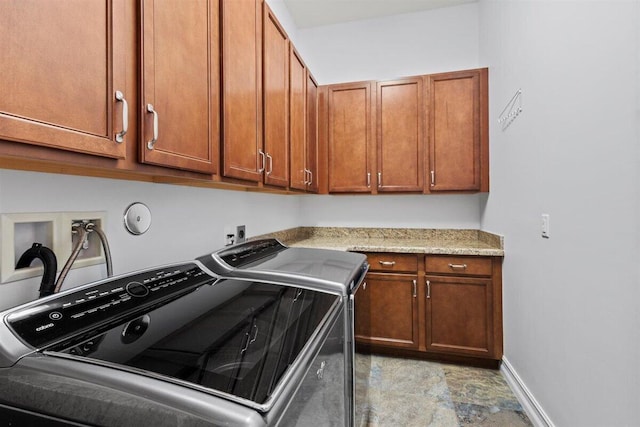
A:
126 281 149 298
49 312 63 321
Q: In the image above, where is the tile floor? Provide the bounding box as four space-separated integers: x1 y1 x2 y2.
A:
357 354 533 427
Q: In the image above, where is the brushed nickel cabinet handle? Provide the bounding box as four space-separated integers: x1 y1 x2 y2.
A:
258 150 266 173
114 91 128 143
412 279 417 298
367 172 371 188
426 280 431 299
308 169 313 186
377 172 381 187
378 261 396 267
266 153 273 176
448 263 467 270
430 170 435 187
146 103 158 150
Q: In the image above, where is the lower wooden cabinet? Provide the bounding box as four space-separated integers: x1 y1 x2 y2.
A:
426 275 494 357
355 273 419 350
355 252 503 363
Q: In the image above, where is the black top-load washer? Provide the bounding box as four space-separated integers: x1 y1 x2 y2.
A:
0 239 368 427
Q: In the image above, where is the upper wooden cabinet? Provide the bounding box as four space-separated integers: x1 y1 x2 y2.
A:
140 0 219 174
427 68 489 192
221 0 263 182
262 4 289 188
0 0 127 159
222 0 290 188
327 82 374 193
289 48 318 193
322 68 489 194
376 78 424 192
305 72 319 193
289 48 307 191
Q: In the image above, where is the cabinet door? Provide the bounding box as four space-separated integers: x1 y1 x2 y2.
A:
289 47 306 191
327 82 373 193
376 78 424 192
425 275 494 357
141 0 219 174
222 0 262 182
262 4 289 188
306 73 319 193
355 273 419 349
427 69 486 191
0 0 127 159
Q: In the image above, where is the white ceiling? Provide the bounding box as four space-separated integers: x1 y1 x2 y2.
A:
282 0 478 28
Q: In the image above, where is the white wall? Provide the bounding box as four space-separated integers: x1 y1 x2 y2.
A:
265 0 299 44
479 1 640 426
295 2 479 85
300 194 482 228
0 169 302 310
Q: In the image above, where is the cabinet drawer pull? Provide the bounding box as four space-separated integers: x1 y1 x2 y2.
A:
367 172 371 187
377 172 381 187
308 170 313 186
430 170 435 187
114 91 128 143
378 261 396 267
146 104 159 150
448 263 467 270
426 280 431 299
412 279 417 298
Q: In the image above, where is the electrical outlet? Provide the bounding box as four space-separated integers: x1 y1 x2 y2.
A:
224 225 235 246
236 225 246 243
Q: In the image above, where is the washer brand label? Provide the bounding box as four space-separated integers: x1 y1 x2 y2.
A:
36 323 54 332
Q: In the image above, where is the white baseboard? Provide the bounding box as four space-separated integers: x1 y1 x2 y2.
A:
500 357 555 427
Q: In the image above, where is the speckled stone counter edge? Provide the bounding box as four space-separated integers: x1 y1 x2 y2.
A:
251 227 504 256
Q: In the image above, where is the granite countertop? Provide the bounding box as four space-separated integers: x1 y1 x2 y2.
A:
253 227 504 257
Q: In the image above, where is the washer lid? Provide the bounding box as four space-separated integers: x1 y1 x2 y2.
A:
198 239 369 296
45 279 340 409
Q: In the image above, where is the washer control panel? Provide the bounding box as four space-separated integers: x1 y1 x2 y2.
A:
5 263 214 349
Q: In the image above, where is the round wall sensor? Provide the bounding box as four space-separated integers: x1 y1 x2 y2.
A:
123 203 152 235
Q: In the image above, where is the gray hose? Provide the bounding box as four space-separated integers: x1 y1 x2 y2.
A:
54 225 88 293
87 223 113 278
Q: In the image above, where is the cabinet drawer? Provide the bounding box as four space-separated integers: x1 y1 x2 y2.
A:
365 253 418 272
425 256 492 276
